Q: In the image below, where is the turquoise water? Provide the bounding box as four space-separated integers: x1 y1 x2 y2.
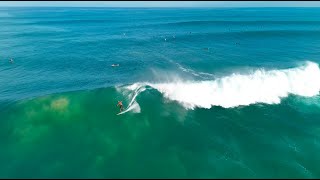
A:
1 7 320 178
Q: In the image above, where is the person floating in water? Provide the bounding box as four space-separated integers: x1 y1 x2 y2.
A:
117 101 124 112
9 58 14 64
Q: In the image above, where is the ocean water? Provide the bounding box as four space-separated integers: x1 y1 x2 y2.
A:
1 7 320 178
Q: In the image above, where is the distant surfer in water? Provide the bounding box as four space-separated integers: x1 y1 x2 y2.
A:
9 58 14 64
117 101 124 112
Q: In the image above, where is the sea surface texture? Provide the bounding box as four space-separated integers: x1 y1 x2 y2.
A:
1 7 320 178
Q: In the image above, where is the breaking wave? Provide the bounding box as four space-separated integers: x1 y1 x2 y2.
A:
123 61 320 109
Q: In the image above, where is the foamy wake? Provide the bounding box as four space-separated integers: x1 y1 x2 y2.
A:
127 61 320 110
116 83 146 114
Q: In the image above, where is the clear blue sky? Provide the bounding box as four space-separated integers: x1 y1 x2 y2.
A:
0 1 320 7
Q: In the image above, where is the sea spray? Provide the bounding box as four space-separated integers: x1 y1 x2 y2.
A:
125 61 320 109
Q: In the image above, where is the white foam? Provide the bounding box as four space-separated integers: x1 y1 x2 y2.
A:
117 83 146 114
145 61 320 109
175 62 215 79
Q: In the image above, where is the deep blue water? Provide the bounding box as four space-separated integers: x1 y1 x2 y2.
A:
1 7 320 101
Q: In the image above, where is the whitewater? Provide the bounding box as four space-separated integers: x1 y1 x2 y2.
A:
121 61 320 110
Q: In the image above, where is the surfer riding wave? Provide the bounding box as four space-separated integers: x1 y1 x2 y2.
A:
117 101 124 112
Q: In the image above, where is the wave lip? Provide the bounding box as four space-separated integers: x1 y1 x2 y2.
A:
146 61 320 109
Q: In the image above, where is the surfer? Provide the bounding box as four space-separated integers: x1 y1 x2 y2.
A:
117 101 124 112
9 58 14 64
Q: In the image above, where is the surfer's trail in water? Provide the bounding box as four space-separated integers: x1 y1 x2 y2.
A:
1 7 320 178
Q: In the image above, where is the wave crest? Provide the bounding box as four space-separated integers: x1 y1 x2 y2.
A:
129 61 320 109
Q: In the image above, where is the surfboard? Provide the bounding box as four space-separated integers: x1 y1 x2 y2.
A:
116 101 137 115
116 109 125 115
116 107 130 115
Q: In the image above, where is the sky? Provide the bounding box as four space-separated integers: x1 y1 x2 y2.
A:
0 1 320 7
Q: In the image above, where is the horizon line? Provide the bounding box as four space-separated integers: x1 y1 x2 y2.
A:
1 6 320 8
2 1 320 8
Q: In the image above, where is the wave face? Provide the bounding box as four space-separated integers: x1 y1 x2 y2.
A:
1 62 320 178
124 62 320 109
